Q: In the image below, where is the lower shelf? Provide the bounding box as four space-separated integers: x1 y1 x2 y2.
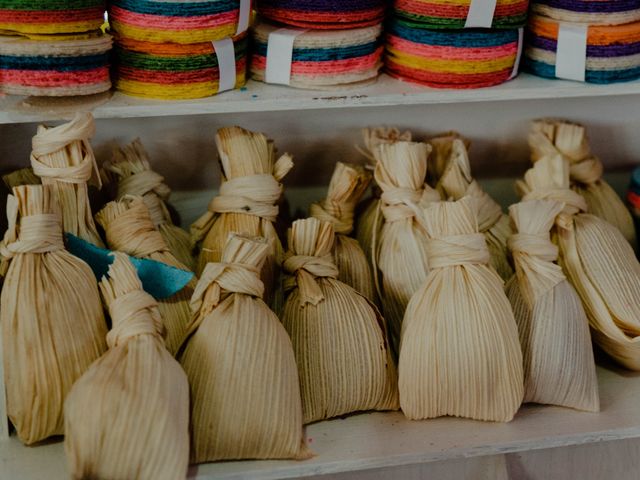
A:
2 365 639 480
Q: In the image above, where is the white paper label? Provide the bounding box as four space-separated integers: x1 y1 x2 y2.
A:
509 28 524 79
212 38 237 92
464 0 498 28
235 0 251 36
265 28 306 85
556 23 588 82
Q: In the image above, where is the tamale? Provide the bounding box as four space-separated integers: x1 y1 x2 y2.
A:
427 131 471 186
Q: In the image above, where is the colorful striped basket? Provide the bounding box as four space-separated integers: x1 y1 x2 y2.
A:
531 0 640 26
393 0 529 29
0 0 105 35
108 0 249 44
0 33 112 96
257 0 386 29
524 15 640 84
251 22 383 89
113 33 247 99
385 18 522 88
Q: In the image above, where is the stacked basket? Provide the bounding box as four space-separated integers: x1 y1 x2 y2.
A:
251 0 385 89
525 1 640 83
386 0 528 88
0 1 112 96
109 0 251 99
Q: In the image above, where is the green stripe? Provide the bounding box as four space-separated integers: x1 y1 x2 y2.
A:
0 0 102 11
394 11 527 29
116 47 245 71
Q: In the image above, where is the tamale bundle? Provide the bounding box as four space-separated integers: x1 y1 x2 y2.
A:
191 126 293 309
399 197 523 422
64 254 189 480
427 131 470 186
354 127 412 266
281 218 399 424
179 234 307 462
2 167 40 189
374 141 441 355
96 196 193 355
102 138 194 270
310 161 376 303
518 155 640 370
0 184 106 444
506 200 599 412
29 112 104 247
437 138 513 281
529 119 636 245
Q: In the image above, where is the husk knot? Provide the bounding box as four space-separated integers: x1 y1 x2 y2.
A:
426 233 490 269
208 174 281 222
310 201 353 234
508 233 558 263
117 170 167 199
569 157 604 186
522 188 587 216
106 290 162 348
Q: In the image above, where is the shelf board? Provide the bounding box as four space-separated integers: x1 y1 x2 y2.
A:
1 74 640 125
2 365 640 480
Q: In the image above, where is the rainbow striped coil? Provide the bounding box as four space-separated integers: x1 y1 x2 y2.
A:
0 0 105 35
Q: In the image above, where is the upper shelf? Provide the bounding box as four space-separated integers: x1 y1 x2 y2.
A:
1 73 640 125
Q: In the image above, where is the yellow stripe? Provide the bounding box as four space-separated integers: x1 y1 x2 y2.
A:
0 21 101 34
116 73 246 100
387 47 515 73
111 20 236 44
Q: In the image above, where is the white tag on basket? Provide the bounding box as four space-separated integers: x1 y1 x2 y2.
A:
509 28 524 79
212 38 237 92
266 28 307 85
465 0 498 28
235 0 251 36
556 23 588 82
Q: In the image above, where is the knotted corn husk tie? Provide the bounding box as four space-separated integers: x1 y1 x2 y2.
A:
30 112 103 247
505 200 599 412
208 174 281 222
96 197 193 356
518 155 640 370
310 202 353 235
64 253 189 480
179 233 307 463
2 184 106 445
529 119 635 245
399 196 523 422
380 186 424 222
117 170 166 199
281 217 399 424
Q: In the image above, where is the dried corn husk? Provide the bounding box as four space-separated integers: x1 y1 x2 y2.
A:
64 253 189 480
505 200 599 411
179 233 307 462
2 167 40 188
102 139 194 270
191 126 293 310
373 141 441 355
281 218 399 424
518 155 640 370
0 184 106 444
399 197 524 422
437 139 513 281
354 127 412 266
529 119 635 245
95 196 193 355
30 112 104 247
310 161 376 303
427 131 471 186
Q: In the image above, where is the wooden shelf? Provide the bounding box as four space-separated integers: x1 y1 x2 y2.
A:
1 74 640 125
2 365 639 480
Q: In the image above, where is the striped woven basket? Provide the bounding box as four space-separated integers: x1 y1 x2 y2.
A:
525 15 640 84
385 18 522 88
108 0 249 44
113 33 247 99
257 0 386 29
393 0 529 29
251 22 383 89
0 33 112 96
531 0 640 26
0 0 105 35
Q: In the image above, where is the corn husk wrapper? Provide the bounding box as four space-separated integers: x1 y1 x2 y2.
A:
518 155 640 370
354 127 412 266
373 141 441 355
399 197 524 422
427 131 471 186
179 234 307 462
282 218 399 424
310 161 376 303
64 253 189 480
529 119 635 246
96 196 193 355
437 139 513 282
191 126 293 310
2 167 40 189
505 200 599 412
29 112 104 247
0 184 107 444
102 139 194 271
